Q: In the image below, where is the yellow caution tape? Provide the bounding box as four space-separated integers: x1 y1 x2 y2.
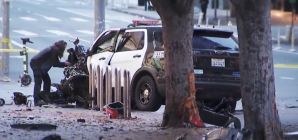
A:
0 38 14 49
0 49 39 53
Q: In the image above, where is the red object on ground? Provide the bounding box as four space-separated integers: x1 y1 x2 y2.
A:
106 107 119 119
105 102 124 119
190 115 205 127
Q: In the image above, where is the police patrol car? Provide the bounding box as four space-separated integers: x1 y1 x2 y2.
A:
87 20 241 112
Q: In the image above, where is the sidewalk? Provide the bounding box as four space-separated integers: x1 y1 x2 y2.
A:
1 81 298 139
108 2 298 26
0 82 209 140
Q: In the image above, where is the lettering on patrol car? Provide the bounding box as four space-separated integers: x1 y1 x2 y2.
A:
152 51 164 58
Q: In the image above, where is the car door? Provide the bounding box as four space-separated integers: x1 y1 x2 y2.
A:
87 29 119 73
110 29 147 87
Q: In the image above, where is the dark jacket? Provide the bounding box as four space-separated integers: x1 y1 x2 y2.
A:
30 40 66 74
200 0 209 5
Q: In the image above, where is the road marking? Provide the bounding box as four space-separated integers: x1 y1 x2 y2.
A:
76 30 94 35
70 18 88 22
0 56 23 58
19 17 37 21
57 8 93 18
20 0 40 5
35 13 61 21
46 30 70 36
280 77 294 80
69 36 91 43
12 30 38 36
0 17 12 21
274 64 298 69
56 0 67 3
10 39 37 51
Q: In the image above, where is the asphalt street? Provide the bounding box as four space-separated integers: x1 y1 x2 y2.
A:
0 0 297 104
0 0 145 83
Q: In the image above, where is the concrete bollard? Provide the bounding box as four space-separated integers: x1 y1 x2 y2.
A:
228 21 232 30
105 66 112 104
123 68 131 119
96 65 104 111
115 67 121 102
217 19 221 28
206 18 209 27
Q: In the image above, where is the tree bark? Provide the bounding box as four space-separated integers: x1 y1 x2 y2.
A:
230 0 283 139
150 0 203 127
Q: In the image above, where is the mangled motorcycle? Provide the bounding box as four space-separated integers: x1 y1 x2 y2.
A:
48 38 90 107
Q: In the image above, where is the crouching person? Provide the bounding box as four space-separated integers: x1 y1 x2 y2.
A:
30 40 71 106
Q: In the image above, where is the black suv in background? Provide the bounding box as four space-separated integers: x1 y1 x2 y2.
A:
152 27 240 112
87 20 241 112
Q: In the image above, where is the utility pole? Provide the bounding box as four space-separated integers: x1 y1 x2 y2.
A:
213 0 218 20
1 0 10 81
94 0 105 40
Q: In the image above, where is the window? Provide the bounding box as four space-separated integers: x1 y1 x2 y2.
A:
116 31 145 52
153 31 164 51
153 30 238 50
92 31 117 54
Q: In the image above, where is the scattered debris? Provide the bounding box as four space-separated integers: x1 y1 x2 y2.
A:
41 134 62 140
285 105 298 108
98 136 104 140
10 124 57 131
176 133 188 140
77 119 86 123
0 98 5 106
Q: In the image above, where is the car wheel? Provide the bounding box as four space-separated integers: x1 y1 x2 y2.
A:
223 117 241 130
134 76 161 111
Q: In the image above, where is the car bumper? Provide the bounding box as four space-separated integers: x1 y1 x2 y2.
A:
195 81 241 101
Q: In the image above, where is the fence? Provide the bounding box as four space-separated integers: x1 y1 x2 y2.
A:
89 64 131 119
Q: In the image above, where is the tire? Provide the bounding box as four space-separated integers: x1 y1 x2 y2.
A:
223 117 241 130
134 76 161 111
21 74 32 86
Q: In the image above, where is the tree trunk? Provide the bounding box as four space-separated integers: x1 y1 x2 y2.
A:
230 0 283 139
150 0 204 127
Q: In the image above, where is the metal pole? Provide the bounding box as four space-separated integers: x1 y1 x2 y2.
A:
1 0 10 80
213 0 218 20
105 66 112 104
97 65 104 111
89 64 93 108
123 68 131 119
92 66 96 109
115 67 121 102
94 0 105 40
276 27 281 50
290 28 295 52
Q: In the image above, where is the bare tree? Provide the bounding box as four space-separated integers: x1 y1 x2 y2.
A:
230 0 283 139
150 0 204 127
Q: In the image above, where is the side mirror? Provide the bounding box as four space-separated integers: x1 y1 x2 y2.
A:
86 49 92 56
